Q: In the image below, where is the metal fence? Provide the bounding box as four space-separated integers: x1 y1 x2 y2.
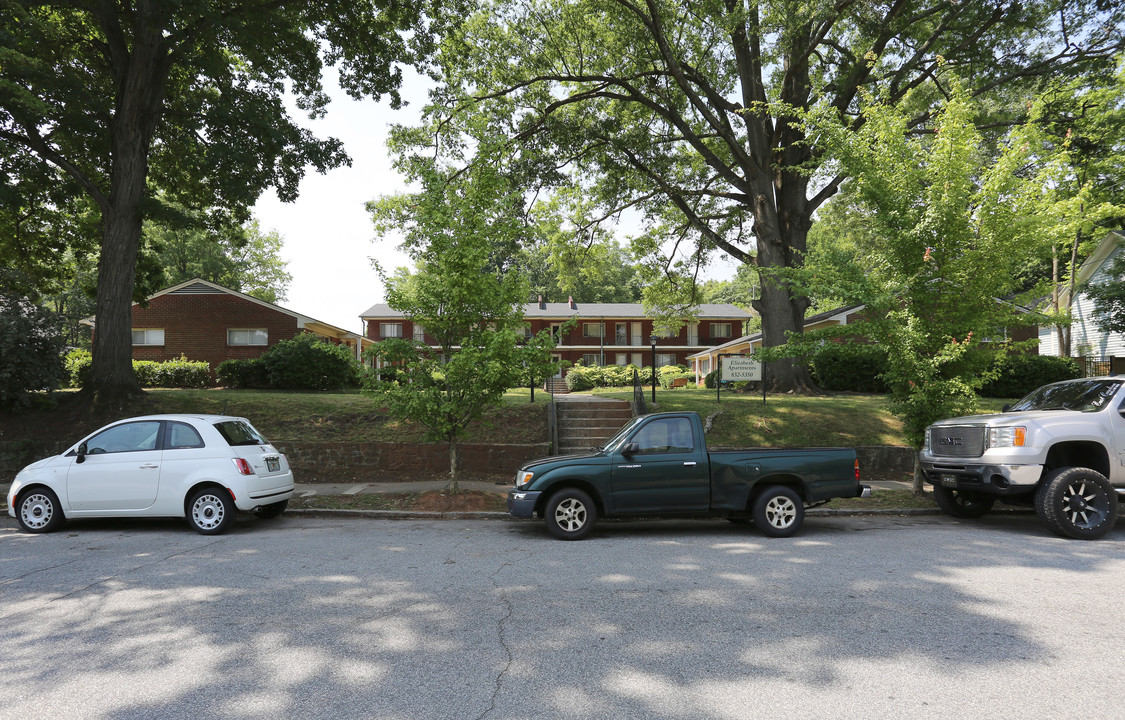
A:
1084 358 1112 377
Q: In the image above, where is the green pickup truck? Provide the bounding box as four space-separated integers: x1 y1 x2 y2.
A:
508 410 870 540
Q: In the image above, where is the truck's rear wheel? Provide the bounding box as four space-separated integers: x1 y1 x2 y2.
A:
752 486 804 538
932 485 995 519
1036 467 1117 540
545 488 597 540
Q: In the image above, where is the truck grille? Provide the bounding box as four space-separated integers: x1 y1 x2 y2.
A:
928 426 985 458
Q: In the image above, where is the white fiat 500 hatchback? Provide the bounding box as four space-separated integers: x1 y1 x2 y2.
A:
7 414 295 535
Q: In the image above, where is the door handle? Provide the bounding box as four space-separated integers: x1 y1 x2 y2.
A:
139 464 159 469
684 461 697 467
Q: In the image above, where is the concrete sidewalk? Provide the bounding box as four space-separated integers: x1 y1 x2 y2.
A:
291 478 918 497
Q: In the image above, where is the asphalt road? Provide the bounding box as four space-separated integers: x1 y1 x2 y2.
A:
2 512 1125 720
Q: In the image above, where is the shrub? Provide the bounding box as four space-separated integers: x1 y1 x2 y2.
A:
980 354 1082 398
704 369 719 389
150 355 211 388
217 358 266 389
658 364 694 389
811 343 889 393
565 364 597 391
0 292 66 407
260 332 361 390
65 348 93 389
132 360 160 387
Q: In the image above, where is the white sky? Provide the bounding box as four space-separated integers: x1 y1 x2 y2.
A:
251 67 738 334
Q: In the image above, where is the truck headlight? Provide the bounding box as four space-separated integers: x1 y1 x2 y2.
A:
515 471 534 488
989 427 1026 448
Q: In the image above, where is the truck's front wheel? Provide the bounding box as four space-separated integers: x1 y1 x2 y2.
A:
932 485 996 519
545 488 598 540
1036 467 1118 540
753 486 804 538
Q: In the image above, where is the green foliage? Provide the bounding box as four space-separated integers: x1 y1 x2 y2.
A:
0 290 66 408
980 355 1082 399
131 356 212 388
149 215 293 303
67 349 212 389
564 363 676 390
216 359 269 390
793 88 1059 447
259 333 361 391
811 344 890 394
365 153 562 485
0 0 454 398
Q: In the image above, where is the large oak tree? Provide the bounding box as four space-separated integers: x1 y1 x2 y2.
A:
411 0 1124 391
0 0 449 401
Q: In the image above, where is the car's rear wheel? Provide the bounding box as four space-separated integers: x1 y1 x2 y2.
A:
544 488 597 540
752 485 804 538
932 485 996 518
254 500 288 519
1037 467 1118 540
17 487 64 533
187 488 235 535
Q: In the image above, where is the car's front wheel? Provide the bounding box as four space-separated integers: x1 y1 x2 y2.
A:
752 485 804 538
17 487 65 533
932 485 996 518
544 488 597 540
254 500 288 519
1036 467 1118 540
187 488 235 535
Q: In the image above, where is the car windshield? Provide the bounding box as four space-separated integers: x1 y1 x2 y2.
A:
214 420 268 446
1008 379 1123 413
601 416 646 453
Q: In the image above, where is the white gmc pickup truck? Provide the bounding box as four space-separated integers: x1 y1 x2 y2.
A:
919 377 1125 540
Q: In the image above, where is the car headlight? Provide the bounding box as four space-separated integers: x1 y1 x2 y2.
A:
515 470 534 488
989 426 1026 448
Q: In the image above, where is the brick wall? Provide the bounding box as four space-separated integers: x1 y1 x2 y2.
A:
130 292 301 369
1 439 551 484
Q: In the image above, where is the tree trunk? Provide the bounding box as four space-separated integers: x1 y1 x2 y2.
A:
912 454 924 495
447 434 460 494
87 6 172 403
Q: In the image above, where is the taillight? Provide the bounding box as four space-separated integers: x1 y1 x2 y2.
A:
233 458 254 475
855 458 861 482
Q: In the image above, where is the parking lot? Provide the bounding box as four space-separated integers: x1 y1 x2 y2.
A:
3 512 1125 719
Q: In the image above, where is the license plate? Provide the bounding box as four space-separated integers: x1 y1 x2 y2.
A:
940 474 957 488
266 457 280 472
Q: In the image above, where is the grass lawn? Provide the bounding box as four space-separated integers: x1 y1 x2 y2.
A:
4 385 1017 451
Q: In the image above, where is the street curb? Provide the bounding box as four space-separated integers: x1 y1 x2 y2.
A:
288 507 1030 521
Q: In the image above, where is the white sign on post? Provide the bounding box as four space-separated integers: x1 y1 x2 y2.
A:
721 355 762 382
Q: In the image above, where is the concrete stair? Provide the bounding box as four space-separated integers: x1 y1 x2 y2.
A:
544 378 569 394
556 400 634 454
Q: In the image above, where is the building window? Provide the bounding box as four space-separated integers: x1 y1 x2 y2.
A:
228 329 268 346
413 324 426 341
616 353 629 366
582 353 603 366
656 353 677 368
381 323 402 338
582 323 604 338
710 323 732 339
131 329 165 346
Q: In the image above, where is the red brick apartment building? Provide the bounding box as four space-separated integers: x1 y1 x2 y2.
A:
86 278 369 371
361 298 752 372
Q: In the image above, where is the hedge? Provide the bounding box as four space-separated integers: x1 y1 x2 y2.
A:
980 354 1082 398
64 350 211 389
564 363 694 391
810 343 890 393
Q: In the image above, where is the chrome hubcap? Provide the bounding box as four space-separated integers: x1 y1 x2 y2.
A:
554 498 587 532
764 496 797 529
191 494 226 530
20 493 53 529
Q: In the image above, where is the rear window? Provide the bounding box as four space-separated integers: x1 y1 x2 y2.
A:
214 420 267 446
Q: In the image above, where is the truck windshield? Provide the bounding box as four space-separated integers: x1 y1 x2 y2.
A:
601 416 646 453
1008 379 1123 413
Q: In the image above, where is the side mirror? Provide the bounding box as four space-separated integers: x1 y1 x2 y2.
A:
76 442 87 464
1001 404 1011 413
622 442 639 456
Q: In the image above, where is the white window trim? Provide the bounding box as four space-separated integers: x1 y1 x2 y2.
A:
228 328 268 346
132 328 165 346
